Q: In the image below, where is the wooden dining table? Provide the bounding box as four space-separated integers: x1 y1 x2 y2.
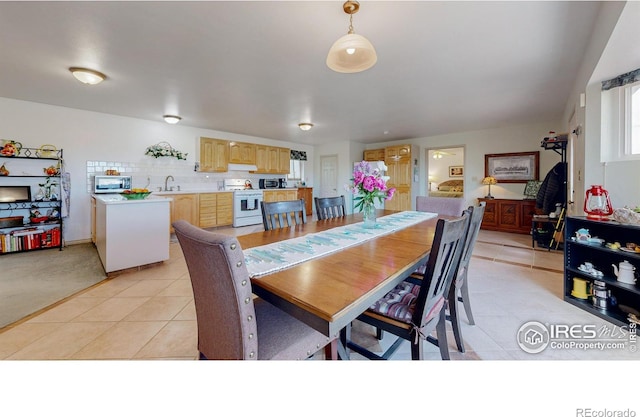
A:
236 210 444 359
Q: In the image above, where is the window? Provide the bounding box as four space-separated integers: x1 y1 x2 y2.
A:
601 70 640 162
288 159 305 182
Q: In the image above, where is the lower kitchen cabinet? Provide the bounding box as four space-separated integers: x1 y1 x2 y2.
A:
198 192 233 228
164 194 199 232
478 198 535 234
263 189 298 203
296 187 313 215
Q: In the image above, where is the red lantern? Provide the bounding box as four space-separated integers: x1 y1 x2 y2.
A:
583 185 613 220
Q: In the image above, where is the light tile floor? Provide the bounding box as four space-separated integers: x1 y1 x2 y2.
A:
0 227 638 360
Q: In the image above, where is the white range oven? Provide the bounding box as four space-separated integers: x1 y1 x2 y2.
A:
223 179 264 227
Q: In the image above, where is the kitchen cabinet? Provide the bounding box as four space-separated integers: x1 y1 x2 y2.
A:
297 187 313 215
1 146 63 254
198 192 233 228
564 216 640 327
478 198 535 234
199 137 228 172
263 189 297 203
91 196 96 244
165 193 199 232
364 148 385 161
384 144 413 212
228 141 256 165
252 146 290 174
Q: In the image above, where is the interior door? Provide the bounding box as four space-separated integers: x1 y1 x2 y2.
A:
319 155 338 198
568 111 583 217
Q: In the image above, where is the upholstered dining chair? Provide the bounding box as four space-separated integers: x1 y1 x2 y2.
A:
314 195 346 220
346 213 470 360
172 220 336 360
406 203 485 353
416 195 466 217
261 199 307 230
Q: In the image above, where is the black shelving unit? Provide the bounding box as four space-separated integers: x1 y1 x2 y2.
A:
0 147 64 254
564 216 640 327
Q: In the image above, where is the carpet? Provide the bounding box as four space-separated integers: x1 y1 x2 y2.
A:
0 243 106 328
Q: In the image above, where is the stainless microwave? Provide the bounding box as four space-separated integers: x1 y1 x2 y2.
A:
93 175 132 194
258 179 279 189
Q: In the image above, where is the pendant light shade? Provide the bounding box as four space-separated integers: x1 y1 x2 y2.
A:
326 1 377 74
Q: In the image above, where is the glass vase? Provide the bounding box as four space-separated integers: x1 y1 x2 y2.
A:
362 202 377 228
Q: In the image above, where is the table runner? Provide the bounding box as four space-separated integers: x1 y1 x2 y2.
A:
244 211 437 278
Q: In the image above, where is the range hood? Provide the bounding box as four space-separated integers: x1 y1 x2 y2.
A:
227 163 259 171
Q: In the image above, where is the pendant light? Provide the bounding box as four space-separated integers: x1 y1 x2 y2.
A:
326 1 377 73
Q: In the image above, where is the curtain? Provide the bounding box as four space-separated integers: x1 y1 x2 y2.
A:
290 150 307 161
601 67 640 91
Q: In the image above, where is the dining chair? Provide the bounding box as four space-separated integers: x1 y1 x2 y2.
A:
346 212 470 360
261 199 307 230
416 195 466 217
314 195 346 220
405 202 485 353
172 220 336 360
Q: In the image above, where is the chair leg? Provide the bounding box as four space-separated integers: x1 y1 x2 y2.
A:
376 327 384 340
324 339 339 360
436 309 450 360
459 274 475 325
448 292 465 353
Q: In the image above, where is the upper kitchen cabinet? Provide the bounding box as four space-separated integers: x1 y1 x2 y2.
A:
364 148 385 161
228 141 256 165
252 145 290 174
199 137 228 172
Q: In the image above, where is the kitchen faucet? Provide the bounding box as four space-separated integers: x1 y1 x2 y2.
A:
164 175 174 191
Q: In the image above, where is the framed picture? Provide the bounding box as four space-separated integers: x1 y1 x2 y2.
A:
484 151 539 183
449 166 464 177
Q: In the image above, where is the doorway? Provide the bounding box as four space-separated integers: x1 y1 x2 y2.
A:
319 154 339 198
426 147 465 195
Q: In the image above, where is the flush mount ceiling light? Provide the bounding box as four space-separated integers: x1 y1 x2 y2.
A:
163 115 182 124
326 1 377 74
298 123 314 131
69 67 106 85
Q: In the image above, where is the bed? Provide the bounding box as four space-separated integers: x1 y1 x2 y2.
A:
429 179 464 198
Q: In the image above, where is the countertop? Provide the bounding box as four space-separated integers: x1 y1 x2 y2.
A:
94 195 173 204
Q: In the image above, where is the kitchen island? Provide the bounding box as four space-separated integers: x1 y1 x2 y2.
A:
94 195 171 274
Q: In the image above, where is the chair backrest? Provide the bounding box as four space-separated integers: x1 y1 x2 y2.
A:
412 212 470 327
172 220 258 360
416 196 466 217
314 195 346 220
459 202 486 272
261 199 307 230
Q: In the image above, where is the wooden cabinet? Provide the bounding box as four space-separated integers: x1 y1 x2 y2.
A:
198 192 233 228
165 193 199 232
297 187 313 215
364 148 385 161
252 146 290 174
478 198 536 234
385 144 412 211
228 141 256 165
199 137 228 172
564 216 640 327
278 147 291 174
263 189 297 203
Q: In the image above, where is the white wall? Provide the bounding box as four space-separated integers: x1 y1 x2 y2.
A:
0 97 313 242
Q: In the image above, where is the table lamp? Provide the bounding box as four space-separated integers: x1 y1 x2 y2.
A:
481 176 497 199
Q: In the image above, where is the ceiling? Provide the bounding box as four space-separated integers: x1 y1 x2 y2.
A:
0 1 603 146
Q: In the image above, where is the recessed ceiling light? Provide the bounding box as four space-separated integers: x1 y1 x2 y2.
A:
163 115 182 124
69 67 106 85
298 123 314 131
